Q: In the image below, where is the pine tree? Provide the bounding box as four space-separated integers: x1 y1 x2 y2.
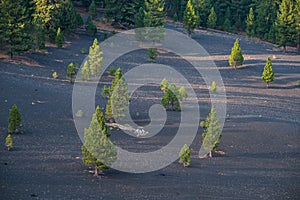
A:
55 27 64 48
105 97 114 122
192 0 211 27
229 39 244 69
111 76 130 120
33 16 46 50
148 48 158 62
8 104 21 133
202 107 222 158
179 144 191 167
81 112 117 176
86 16 97 36
88 0 97 19
222 6 232 32
88 39 103 79
275 0 298 52
32 0 61 38
183 0 197 36
160 78 169 93
161 84 181 111
67 63 77 83
0 0 32 59
135 7 145 28
5 134 13 151
81 60 90 81
144 0 166 28
262 57 274 88
95 106 110 136
57 0 78 33
246 7 255 37
207 7 217 29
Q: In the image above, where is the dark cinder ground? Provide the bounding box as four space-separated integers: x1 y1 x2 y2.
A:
0 23 299 199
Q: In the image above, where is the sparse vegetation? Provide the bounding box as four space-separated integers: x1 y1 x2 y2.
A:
52 72 58 79
75 109 83 117
229 39 244 69
67 63 77 83
148 48 157 62
262 57 274 88
202 107 222 158
179 144 191 167
5 134 13 151
210 81 217 92
8 104 21 133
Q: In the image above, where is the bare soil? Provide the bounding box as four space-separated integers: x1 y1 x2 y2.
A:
0 22 299 199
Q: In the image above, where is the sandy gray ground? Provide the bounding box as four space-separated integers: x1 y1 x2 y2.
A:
0 22 299 199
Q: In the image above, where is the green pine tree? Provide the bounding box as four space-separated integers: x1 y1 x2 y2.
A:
67 63 77 83
111 75 130 120
179 144 191 167
33 16 46 50
88 0 97 19
5 134 13 151
57 0 78 33
55 27 64 48
262 57 274 88
183 0 197 36
81 112 117 176
88 38 103 79
275 0 298 52
161 83 181 111
143 0 166 28
202 107 222 158
85 16 97 36
105 97 114 122
81 60 90 81
246 7 255 37
148 48 158 62
207 7 217 29
8 104 21 133
229 39 244 69
0 0 32 59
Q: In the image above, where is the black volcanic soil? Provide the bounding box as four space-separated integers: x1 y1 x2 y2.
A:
0 22 299 199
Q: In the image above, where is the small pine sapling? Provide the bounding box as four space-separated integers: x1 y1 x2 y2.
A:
5 134 13 151
148 48 157 62
55 27 64 48
210 81 217 92
202 107 222 158
8 104 21 133
179 144 191 167
67 63 77 83
229 39 244 69
262 57 274 88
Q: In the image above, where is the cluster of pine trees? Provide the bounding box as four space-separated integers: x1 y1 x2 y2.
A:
0 0 83 58
97 0 299 50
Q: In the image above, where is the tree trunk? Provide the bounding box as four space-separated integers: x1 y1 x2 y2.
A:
7 147 10 151
209 150 212 158
267 82 269 88
283 45 286 53
233 61 237 69
94 166 99 176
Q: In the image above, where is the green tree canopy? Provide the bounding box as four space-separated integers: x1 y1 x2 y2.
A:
262 57 274 88
207 7 217 29
183 0 197 36
202 107 222 158
275 0 298 51
8 104 21 133
82 111 117 176
229 39 244 69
